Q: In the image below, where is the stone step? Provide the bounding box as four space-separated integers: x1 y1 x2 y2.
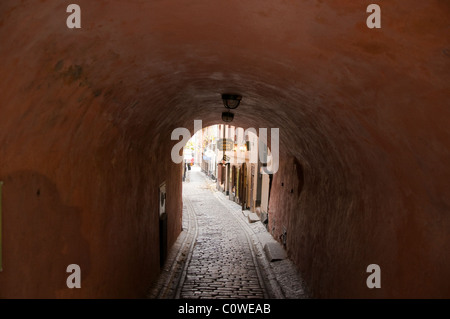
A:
247 212 260 223
263 242 287 262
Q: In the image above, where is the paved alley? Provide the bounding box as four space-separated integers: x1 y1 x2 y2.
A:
148 166 308 299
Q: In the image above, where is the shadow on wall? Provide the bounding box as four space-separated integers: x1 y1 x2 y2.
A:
0 171 90 298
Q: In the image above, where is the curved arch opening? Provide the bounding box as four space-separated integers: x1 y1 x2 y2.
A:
181 124 278 221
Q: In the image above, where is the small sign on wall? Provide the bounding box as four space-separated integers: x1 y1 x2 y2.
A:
159 182 166 217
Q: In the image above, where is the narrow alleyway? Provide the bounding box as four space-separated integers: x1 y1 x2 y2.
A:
148 166 308 299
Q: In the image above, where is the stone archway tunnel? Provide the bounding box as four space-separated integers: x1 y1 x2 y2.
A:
0 1 449 298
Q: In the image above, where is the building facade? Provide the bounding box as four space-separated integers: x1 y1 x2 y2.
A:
196 125 274 229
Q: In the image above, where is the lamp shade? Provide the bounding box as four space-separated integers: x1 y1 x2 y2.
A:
222 111 234 122
221 94 242 109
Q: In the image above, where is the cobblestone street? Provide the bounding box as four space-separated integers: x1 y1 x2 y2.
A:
148 166 308 299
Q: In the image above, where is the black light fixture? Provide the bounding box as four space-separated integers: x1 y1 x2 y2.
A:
221 94 242 109
222 111 234 122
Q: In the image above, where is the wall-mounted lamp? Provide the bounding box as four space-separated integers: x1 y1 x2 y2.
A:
222 111 234 123
221 94 242 109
